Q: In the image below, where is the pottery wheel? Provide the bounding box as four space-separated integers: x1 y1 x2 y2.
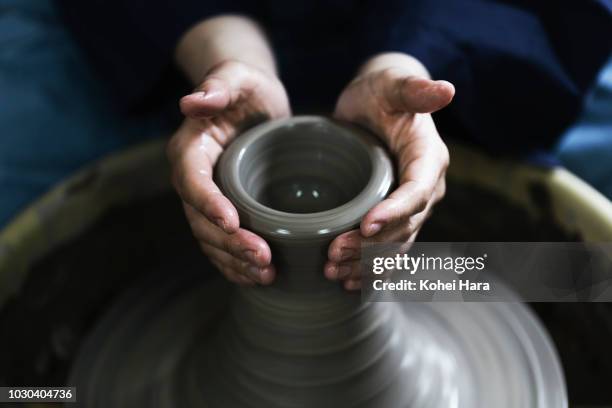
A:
69 267 566 408
69 118 566 407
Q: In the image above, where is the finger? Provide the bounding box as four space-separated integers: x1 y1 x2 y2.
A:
335 232 419 289
185 204 271 266
384 73 454 114
205 252 255 285
180 61 256 118
180 78 231 118
328 229 362 262
326 225 413 280
344 279 362 291
200 242 276 285
360 179 431 237
327 223 414 263
364 218 421 245
362 179 445 239
334 232 418 283
325 260 360 281
326 220 420 282
225 267 257 286
361 137 446 237
169 124 239 233
327 229 420 286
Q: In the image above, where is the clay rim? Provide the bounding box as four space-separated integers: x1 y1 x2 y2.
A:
217 116 395 240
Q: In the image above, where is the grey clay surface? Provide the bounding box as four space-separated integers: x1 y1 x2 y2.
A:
69 116 567 408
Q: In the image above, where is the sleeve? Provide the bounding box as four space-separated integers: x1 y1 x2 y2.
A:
367 0 612 153
56 0 250 112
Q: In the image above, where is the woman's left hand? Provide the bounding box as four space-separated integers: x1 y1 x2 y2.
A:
325 53 455 290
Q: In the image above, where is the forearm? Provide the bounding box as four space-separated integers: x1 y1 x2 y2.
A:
358 52 431 79
175 15 276 84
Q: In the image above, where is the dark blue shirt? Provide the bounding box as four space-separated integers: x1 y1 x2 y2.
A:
58 0 612 153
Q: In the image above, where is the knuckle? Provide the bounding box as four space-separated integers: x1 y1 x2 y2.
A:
412 187 430 212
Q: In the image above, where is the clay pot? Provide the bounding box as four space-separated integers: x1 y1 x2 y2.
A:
202 116 406 406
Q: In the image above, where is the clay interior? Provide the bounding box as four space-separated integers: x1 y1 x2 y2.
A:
238 122 372 214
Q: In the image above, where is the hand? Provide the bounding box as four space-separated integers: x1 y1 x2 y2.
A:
325 53 455 290
167 60 290 285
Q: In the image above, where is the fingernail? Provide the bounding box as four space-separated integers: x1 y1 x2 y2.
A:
367 222 383 236
243 250 259 265
435 79 453 88
185 91 206 99
202 89 222 100
340 248 357 261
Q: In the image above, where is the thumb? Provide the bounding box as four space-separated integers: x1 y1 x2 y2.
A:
386 76 455 114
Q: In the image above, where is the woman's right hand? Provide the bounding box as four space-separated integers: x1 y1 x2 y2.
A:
167 59 291 285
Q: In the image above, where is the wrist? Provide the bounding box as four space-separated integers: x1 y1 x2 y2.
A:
175 15 277 84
